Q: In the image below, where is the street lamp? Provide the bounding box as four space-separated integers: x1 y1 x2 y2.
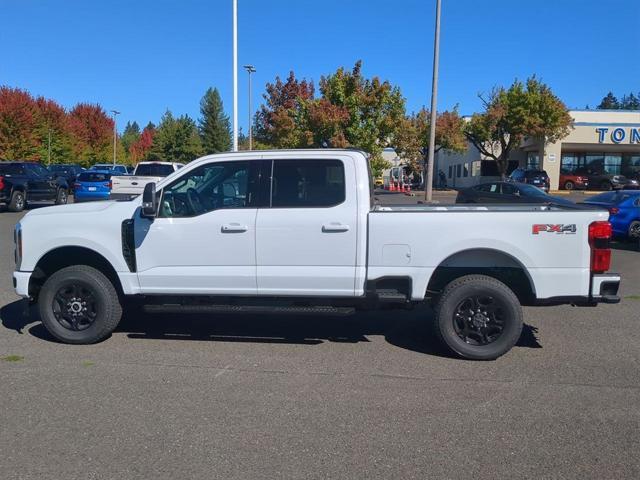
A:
110 110 120 166
424 0 442 202
243 64 256 150
232 0 238 151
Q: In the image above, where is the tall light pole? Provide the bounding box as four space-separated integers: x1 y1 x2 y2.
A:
232 0 238 151
424 0 442 202
243 64 256 150
110 110 120 166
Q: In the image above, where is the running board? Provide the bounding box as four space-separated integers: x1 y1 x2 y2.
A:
143 304 356 316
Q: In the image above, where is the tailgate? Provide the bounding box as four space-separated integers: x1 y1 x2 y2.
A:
111 176 159 195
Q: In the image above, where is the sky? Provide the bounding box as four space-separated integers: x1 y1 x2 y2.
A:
1 0 639 133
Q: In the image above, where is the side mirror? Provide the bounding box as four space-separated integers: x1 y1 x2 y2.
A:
141 182 157 218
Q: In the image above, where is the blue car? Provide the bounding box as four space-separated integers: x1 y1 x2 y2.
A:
583 190 640 239
73 170 112 202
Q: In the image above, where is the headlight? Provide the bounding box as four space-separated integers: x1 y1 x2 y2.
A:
612 175 623 182
14 224 22 270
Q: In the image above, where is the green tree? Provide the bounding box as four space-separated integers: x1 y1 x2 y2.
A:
395 107 467 174
198 87 231 153
150 110 203 163
33 97 74 165
121 121 141 162
318 61 406 175
620 93 640 110
597 92 620 109
464 77 572 179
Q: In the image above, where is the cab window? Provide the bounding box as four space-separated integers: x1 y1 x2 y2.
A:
270 159 345 208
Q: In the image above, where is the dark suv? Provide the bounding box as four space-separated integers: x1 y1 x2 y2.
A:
0 161 69 212
574 167 639 191
508 168 550 192
48 164 84 192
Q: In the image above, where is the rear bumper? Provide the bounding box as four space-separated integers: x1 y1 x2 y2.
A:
534 273 621 306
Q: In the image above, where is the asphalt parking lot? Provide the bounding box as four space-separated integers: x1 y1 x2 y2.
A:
1 199 639 480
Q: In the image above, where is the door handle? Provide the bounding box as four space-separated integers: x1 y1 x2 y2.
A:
221 223 248 233
322 223 350 233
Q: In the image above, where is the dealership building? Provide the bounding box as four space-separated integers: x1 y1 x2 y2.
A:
435 109 640 190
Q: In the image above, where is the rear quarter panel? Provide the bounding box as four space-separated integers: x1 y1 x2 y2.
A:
368 209 609 300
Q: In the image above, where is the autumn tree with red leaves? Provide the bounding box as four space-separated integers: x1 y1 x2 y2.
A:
67 103 114 165
0 86 39 159
129 124 156 163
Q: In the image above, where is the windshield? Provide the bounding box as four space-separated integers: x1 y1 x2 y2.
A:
589 191 639 204
135 164 176 177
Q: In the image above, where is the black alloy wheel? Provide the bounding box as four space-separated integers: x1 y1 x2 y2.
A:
52 282 98 331
453 295 505 346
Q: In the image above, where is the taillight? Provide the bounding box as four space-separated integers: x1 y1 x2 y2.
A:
0 175 4 190
608 207 619 215
106 181 112 189
588 221 612 273
73 182 81 189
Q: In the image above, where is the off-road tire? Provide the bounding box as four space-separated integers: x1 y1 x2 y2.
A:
433 275 523 360
38 265 122 344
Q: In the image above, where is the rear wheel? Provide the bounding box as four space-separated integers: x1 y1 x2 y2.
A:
629 220 640 239
55 188 68 205
8 190 25 212
433 275 523 360
38 265 122 344
563 180 574 191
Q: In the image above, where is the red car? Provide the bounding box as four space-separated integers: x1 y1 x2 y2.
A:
560 171 589 190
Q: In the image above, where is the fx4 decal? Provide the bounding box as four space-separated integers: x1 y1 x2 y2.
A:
532 224 577 235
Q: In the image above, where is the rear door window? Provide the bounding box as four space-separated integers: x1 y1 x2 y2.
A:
270 159 345 208
0 164 25 175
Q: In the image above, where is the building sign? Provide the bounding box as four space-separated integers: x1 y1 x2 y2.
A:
596 127 640 144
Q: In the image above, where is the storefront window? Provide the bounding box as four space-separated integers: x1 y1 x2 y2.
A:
603 154 622 174
561 153 580 173
527 152 540 169
562 152 638 177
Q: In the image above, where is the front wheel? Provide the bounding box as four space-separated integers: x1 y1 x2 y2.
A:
563 180 574 191
433 275 523 360
601 181 613 191
55 188 68 205
629 220 640 239
38 265 122 344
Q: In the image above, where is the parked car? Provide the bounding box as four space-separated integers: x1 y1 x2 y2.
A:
456 182 574 206
90 164 128 175
574 167 639 191
48 164 84 192
508 168 550 192
0 161 69 212
110 161 183 200
581 190 640 239
73 170 112 203
559 170 589 190
13 150 620 361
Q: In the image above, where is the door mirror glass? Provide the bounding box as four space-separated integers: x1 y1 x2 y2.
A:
141 182 157 218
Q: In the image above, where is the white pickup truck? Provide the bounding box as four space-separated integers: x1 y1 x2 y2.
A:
12 149 621 360
110 161 183 200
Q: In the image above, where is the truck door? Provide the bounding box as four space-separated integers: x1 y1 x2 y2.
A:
24 163 55 199
255 157 358 296
134 160 262 295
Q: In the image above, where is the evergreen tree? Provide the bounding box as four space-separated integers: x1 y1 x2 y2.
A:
620 93 640 110
198 87 231 153
597 92 620 109
121 121 141 157
150 110 203 163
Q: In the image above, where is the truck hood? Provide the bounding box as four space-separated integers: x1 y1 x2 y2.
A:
22 199 139 219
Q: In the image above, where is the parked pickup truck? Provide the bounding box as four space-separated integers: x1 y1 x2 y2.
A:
110 161 183 200
1 162 69 212
12 150 621 360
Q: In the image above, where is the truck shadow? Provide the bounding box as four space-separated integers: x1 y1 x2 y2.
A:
0 300 542 359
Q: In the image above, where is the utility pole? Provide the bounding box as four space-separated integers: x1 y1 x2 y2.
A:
111 110 120 166
243 64 256 150
424 0 442 202
47 128 52 165
232 0 238 151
